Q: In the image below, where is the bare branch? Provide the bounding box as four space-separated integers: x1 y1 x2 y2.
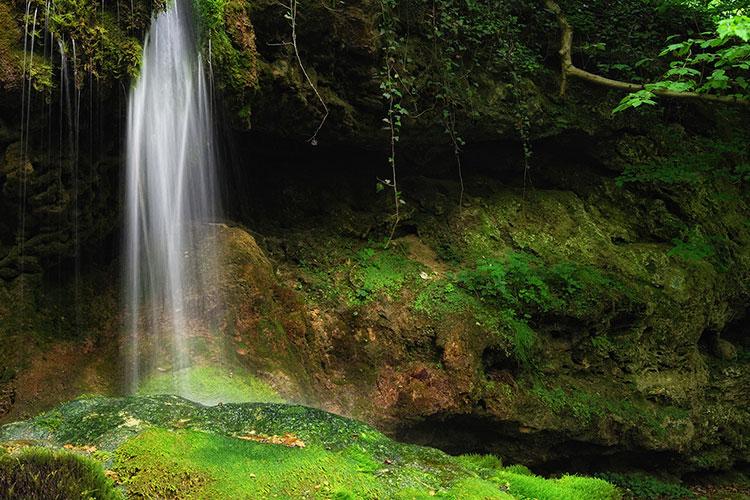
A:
284 0 330 144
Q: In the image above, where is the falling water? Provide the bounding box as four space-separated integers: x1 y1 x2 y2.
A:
125 0 221 399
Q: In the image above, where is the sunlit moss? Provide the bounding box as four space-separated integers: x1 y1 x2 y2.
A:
137 365 283 405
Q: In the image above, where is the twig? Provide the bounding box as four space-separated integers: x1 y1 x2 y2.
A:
283 0 329 144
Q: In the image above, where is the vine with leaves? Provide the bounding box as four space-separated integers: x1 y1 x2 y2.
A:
377 0 409 247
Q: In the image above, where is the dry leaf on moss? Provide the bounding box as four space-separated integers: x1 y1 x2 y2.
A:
237 432 305 448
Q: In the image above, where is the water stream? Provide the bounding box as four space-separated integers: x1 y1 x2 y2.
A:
124 0 221 400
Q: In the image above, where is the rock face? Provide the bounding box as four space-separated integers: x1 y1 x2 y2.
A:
232 166 750 475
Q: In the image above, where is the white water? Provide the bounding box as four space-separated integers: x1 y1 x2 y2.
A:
125 0 221 397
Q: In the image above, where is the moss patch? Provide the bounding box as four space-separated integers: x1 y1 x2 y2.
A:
0 446 121 499
137 365 283 405
0 395 621 499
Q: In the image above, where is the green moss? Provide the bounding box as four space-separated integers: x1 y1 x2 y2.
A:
457 252 633 322
531 384 690 433
110 428 615 499
48 1 143 81
454 453 620 500
0 395 621 499
616 134 750 188
193 0 258 121
298 243 422 307
137 365 284 405
410 249 639 368
114 429 390 498
491 471 621 500
597 472 695 499
413 278 537 367
0 446 121 499
348 246 418 304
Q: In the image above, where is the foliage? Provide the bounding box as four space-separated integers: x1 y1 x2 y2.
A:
457 252 627 320
0 446 121 499
44 0 142 84
411 251 634 367
377 0 410 242
597 471 695 499
560 0 701 79
458 253 559 314
413 278 537 366
614 9 750 111
667 229 717 262
417 0 540 121
374 0 541 231
374 0 540 122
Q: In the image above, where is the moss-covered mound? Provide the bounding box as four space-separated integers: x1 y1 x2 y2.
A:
0 395 620 499
0 446 120 499
136 365 284 406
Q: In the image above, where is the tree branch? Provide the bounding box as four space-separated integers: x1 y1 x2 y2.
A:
544 0 750 106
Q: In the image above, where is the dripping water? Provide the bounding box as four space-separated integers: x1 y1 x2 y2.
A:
17 2 33 298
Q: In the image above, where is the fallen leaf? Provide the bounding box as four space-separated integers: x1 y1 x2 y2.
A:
237 432 305 448
105 470 120 482
63 444 97 453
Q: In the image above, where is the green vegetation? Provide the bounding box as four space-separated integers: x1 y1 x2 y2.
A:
459 454 620 500
531 384 690 433
597 472 695 499
112 428 619 499
193 0 258 104
0 395 622 499
348 246 417 304
137 365 283 405
413 251 633 366
0 446 121 499
43 0 143 83
298 242 420 307
614 7 750 112
616 135 750 187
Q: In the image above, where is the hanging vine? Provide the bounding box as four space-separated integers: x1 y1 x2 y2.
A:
377 0 409 247
280 0 329 145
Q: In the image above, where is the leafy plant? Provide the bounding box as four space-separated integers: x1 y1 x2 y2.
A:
614 11 750 112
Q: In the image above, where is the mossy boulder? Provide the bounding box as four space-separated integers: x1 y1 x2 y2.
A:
0 394 621 499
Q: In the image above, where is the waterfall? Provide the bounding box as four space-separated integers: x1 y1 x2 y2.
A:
125 0 221 400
